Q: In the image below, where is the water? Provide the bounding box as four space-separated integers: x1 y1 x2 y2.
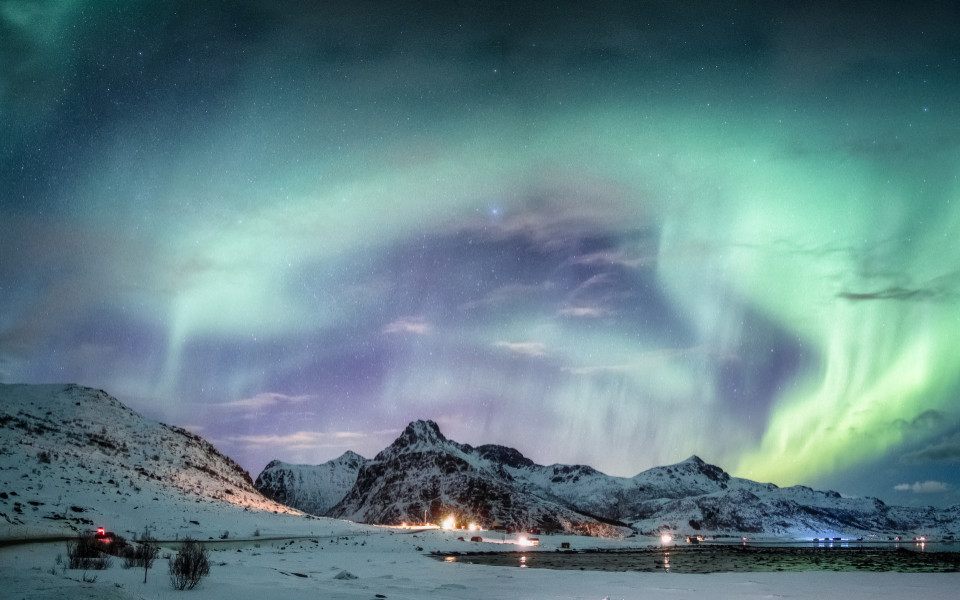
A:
437 544 960 573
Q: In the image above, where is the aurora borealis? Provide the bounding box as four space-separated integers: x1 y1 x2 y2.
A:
2 1 959 506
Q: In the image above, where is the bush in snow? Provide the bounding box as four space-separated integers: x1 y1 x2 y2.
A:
168 538 210 590
65 533 112 570
122 538 159 582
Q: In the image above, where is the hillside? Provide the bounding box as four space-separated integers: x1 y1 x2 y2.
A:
255 451 367 515
0 383 303 539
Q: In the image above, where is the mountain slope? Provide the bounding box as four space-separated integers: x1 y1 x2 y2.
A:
0 383 300 537
492 451 959 538
327 421 627 537
255 451 366 515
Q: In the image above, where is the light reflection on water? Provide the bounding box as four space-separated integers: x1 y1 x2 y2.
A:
784 540 960 553
436 542 960 573
704 539 960 553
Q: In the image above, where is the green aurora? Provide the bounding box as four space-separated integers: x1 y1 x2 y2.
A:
2 1 959 506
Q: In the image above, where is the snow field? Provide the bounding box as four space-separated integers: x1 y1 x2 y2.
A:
3 531 960 600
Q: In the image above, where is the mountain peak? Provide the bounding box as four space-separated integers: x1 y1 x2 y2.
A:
397 419 446 446
673 454 730 484
333 450 367 467
370 420 460 463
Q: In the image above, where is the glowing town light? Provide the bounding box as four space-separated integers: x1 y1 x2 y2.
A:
468 523 479 531
517 536 531 546
660 534 672 544
442 515 456 530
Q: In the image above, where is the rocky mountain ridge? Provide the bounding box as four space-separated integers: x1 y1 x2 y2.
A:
326 420 627 536
261 419 960 539
3 383 953 542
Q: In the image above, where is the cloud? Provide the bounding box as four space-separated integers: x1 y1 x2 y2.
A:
568 250 652 269
900 410 948 431
383 317 431 335
564 346 716 375
837 272 960 303
459 282 554 312
494 341 547 358
557 304 608 318
224 430 366 450
216 392 313 412
894 481 951 494
838 286 940 302
558 271 645 319
901 432 960 464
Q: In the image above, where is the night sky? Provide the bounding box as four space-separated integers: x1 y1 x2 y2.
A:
2 1 959 507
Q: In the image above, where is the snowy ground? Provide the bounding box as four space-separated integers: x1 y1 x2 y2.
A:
2 385 957 598
2 512 958 600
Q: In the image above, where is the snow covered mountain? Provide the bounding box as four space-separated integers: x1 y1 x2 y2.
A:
0 383 301 538
255 451 367 515
9 380 949 543
327 420 628 537
269 420 960 540
514 450 958 539
2 386 956 600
